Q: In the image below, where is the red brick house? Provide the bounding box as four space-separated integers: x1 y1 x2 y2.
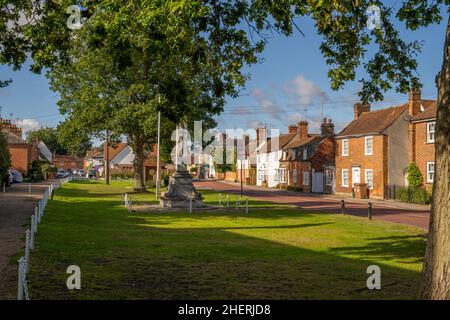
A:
280 118 335 193
408 91 437 190
1 118 48 174
52 154 84 171
335 102 411 199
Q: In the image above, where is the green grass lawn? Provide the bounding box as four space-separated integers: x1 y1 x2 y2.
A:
21 180 426 299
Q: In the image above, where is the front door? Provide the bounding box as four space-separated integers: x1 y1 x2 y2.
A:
352 167 361 186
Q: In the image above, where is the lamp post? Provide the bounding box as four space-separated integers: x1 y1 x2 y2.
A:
156 95 161 198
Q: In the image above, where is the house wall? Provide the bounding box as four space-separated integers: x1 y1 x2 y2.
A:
335 135 386 198
256 150 282 187
412 120 436 189
384 109 409 186
8 144 30 174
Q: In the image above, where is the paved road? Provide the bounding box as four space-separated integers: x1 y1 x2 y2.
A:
194 180 430 230
0 181 56 299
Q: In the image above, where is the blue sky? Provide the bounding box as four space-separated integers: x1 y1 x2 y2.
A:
0 3 447 140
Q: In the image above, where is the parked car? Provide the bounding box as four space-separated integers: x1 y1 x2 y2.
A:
56 169 69 178
78 170 85 177
9 169 23 183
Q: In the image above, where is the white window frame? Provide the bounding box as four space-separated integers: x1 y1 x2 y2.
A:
427 122 436 143
365 136 373 155
278 168 286 183
342 139 349 156
303 172 310 186
325 168 333 186
427 162 435 183
365 169 373 189
342 169 349 187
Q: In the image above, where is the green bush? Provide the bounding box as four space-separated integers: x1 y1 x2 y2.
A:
28 160 45 182
287 185 303 192
111 173 134 180
0 131 11 185
394 186 432 204
161 175 170 187
407 162 423 188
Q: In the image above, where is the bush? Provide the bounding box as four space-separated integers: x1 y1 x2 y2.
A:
407 162 423 188
28 160 45 182
111 173 134 180
189 167 197 173
394 186 432 204
287 186 303 192
0 131 11 186
161 175 170 187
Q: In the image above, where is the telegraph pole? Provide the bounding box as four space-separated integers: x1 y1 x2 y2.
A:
105 129 110 185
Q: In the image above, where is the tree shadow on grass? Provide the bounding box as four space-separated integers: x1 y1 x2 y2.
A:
28 200 425 300
328 235 426 265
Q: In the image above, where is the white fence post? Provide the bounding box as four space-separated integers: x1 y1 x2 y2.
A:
34 207 38 231
226 194 229 208
189 199 192 214
246 199 248 214
25 230 30 273
17 257 29 300
30 215 35 250
218 193 222 208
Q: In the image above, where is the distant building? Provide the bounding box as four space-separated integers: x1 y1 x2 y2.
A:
52 154 84 171
0 118 52 174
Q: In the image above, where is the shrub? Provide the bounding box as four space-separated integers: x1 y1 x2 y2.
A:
407 162 423 188
394 186 432 204
287 186 303 192
28 160 45 182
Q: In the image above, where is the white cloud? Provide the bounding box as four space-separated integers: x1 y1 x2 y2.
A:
284 75 324 105
17 119 41 135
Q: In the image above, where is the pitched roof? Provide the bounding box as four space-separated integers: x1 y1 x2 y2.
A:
3 129 26 144
283 132 319 150
259 132 297 153
108 143 129 161
337 104 408 138
411 100 437 122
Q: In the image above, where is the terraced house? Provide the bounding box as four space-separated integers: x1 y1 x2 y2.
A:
279 119 335 193
408 91 437 190
335 102 410 199
334 91 437 199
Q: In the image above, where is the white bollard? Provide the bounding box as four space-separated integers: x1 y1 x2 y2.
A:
30 215 35 250
189 199 192 214
34 208 38 232
17 258 24 300
37 203 41 224
25 230 30 273
218 193 222 208
226 194 229 208
246 199 248 214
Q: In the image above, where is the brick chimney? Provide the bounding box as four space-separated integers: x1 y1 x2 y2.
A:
409 90 422 117
321 118 335 136
0 118 23 139
298 121 308 139
256 127 267 147
354 102 371 120
288 124 298 134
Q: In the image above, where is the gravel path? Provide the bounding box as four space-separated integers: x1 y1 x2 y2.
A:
0 181 56 300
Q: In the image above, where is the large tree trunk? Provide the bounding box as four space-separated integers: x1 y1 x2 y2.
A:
418 16 450 300
133 141 147 193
